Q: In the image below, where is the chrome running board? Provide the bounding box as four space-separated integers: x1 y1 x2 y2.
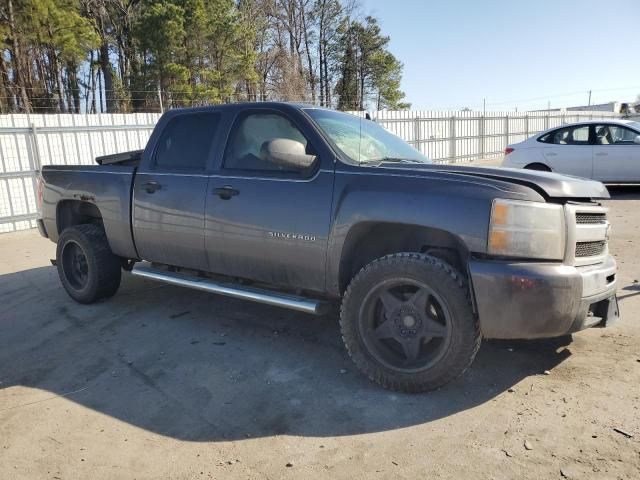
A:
131 263 328 315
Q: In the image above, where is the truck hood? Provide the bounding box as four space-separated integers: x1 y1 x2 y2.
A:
381 163 610 199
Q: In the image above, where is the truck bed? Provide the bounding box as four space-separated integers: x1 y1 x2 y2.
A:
40 164 138 259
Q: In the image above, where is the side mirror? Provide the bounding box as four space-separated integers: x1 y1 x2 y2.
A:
634 135 640 145
261 138 316 169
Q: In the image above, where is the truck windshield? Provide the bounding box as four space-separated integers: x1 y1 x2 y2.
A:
304 108 430 165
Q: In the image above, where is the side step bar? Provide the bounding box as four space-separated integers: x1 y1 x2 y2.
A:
131 264 329 315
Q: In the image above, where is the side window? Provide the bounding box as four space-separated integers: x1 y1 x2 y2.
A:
154 112 220 170
223 112 315 172
601 125 638 145
538 132 553 144
551 125 589 145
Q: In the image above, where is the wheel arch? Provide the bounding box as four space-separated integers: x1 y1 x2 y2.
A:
337 221 470 294
56 200 104 235
524 162 552 172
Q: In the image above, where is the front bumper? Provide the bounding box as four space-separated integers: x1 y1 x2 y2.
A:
469 255 618 339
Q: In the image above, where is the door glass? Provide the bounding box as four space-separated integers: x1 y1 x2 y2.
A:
154 112 220 170
223 113 314 172
596 125 640 145
552 125 589 145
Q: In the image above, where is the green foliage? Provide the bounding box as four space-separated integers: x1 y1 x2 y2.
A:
25 0 99 62
0 0 408 112
334 16 408 111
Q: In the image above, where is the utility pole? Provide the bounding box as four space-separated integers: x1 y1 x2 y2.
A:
588 90 592 107
483 97 486 116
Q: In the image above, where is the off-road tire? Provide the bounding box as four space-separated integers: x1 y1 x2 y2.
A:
56 224 122 304
340 253 481 393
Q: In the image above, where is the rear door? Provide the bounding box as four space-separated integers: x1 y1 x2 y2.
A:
133 111 221 269
592 123 640 182
542 124 593 178
204 107 335 292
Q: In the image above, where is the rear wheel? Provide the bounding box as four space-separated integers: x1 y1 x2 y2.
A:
524 163 551 172
340 253 481 393
56 224 122 304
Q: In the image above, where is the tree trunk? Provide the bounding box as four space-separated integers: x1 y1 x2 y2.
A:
7 0 31 112
323 49 330 107
48 44 67 113
300 0 316 103
90 51 97 114
100 42 116 112
67 61 81 113
98 67 104 113
0 55 15 113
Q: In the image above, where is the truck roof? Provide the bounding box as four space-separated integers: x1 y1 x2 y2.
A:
163 102 328 115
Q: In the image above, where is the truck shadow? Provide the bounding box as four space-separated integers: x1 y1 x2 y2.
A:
0 266 571 442
606 185 640 200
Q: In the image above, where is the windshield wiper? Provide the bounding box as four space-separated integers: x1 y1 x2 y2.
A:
377 157 424 164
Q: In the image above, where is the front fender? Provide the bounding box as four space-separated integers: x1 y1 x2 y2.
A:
326 168 543 295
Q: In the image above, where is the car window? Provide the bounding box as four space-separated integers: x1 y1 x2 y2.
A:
550 125 590 145
223 112 314 172
538 132 553 143
153 113 220 170
594 124 638 145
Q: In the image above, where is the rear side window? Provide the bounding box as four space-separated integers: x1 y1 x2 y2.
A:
154 112 220 170
547 125 590 145
538 132 552 143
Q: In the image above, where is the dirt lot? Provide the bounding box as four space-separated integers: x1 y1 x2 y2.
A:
1 188 639 480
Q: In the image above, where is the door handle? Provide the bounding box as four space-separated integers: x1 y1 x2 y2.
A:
595 152 608 157
545 152 557 157
142 181 161 193
214 186 240 200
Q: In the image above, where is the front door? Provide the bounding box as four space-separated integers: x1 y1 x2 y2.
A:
592 123 640 182
204 108 334 292
542 124 593 178
133 111 221 270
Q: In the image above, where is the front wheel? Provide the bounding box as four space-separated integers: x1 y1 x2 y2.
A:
56 224 122 304
340 253 481 393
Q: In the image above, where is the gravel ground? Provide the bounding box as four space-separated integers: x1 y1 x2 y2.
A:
0 187 639 480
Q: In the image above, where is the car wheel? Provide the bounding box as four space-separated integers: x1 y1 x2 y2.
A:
340 253 481 393
56 224 122 304
524 163 551 172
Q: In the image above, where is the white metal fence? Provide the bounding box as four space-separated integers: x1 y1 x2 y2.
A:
374 110 619 162
0 113 160 233
0 109 621 233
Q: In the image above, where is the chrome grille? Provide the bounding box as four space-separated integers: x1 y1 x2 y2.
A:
566 204 609 266
576 213 607 225
576 240 606 258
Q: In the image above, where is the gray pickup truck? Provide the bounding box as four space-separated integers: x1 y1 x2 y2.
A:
37 103 619 392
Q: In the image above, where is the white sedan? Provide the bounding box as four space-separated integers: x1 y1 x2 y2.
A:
501 119 640 182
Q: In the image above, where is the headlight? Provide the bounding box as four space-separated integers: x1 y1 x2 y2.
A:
488 199 565 260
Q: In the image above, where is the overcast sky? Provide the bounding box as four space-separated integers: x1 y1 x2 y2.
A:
361 0 640 111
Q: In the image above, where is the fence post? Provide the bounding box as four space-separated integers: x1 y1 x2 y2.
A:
545 112 549 130
524 114 529 138
414 116 421 152
478 115 485 159
29 123 42 171
449 116 456 162
504 115 509 148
